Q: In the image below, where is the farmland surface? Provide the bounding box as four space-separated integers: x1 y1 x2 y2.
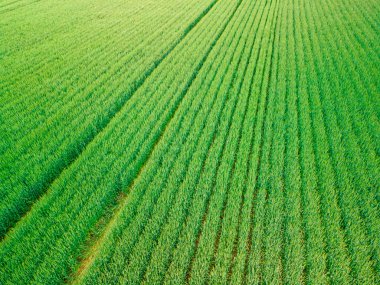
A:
0 0 379 284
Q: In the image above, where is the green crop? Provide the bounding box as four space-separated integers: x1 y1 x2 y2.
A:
1 0 379 284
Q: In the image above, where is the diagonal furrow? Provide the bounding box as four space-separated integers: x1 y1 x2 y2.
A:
0 0 218 239
0 1 238 284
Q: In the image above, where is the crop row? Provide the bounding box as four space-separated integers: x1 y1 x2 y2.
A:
0 0 240 284
0 0 216 237
0 0 127 56
0 0 195 155
0 0 210 154
1 0 187 99
1 0 378 284
73 0 281 284
0 0 202 156
0 0 38 14
306 0 378 282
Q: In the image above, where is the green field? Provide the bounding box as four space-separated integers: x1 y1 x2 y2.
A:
0 0 379 284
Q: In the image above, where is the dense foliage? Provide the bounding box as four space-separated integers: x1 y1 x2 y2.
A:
0 0 379 284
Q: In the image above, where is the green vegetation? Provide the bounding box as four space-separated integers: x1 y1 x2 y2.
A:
0 0 379 284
